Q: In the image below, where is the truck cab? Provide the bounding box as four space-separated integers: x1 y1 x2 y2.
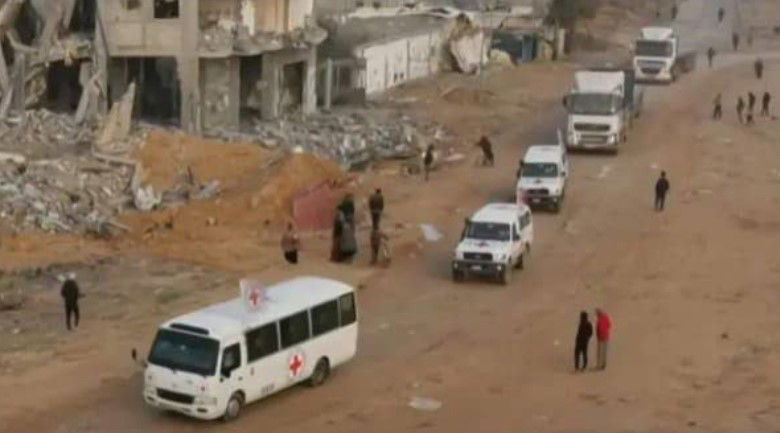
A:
517 145 568 213
633 26 679 83
564 69 639 153
452 203 534 285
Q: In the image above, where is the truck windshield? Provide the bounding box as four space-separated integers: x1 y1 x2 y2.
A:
148 329 219 376
522 163 558 178
466 222 511 242
568 93 621 115
636 40 673 57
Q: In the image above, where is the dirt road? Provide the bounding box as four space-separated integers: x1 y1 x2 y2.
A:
3 1 780 432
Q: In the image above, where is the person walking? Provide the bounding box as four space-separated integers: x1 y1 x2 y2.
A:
754 58 764 79
712 93 722 120
280 223 300 264
655 171 670 211
331 210 344 262
476 135 495 167
574 311 594 372
423 144 434 181
748 92 757 113
732 32 740 51
595 308 612 370
737 96 745 123
706 47 715 67
761 92 771 116
60 273 82 331
671 4 678 20
368 188 384 230
370 228 390 266
717 7 725 23
339 193 356 224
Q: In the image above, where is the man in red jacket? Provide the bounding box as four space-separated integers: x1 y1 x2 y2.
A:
595 308 612 370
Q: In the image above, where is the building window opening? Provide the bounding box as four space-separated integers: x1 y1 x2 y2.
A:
154 0 179 19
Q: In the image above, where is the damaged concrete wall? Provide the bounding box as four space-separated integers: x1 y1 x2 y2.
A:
261 47 316 119
98 0 183 57
201 57 240 130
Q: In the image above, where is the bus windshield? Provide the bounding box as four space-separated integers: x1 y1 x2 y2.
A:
466 222 511 242
636 40 673 57
148 329 220 376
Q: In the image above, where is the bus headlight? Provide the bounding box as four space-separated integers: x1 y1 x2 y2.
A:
194 395 218 406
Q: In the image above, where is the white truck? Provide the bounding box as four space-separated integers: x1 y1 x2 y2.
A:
563 68 643 154
633 26 696 84
452 203 534 285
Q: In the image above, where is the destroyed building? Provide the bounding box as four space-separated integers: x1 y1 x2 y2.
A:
0 0 327 133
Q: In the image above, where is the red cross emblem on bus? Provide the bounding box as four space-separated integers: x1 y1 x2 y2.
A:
289 354 304 378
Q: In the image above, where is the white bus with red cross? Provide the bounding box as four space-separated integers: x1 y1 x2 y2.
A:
138 276 358 421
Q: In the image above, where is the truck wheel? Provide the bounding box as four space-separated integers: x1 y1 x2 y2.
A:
453 269 465 282
499 267 511 285
308 358 330 387
222 393 243 422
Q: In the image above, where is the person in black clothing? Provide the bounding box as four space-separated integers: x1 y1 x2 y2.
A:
423 145 434 181
60 274 82 331
476 136 495 167
754 58 764 79
671 4 678 20
574 311 594 372
732 32 740 51
712 93 722 119
339 194 355 224
655 171 670 211
737 96 745 123
761 92 771 116
718 7 725 23
748 92 757 113
368 189 384 230
707 47 715 67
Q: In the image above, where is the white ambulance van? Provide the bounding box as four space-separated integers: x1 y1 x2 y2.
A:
138 277 358 421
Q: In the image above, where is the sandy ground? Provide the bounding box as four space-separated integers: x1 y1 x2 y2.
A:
2 0 780 432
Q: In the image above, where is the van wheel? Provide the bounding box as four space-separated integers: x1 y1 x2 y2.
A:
308 358 330 387
452 269 465 282
499 267 511 285
222 393 243 422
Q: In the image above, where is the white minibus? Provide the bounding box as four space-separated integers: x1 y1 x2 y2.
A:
137 276 358 421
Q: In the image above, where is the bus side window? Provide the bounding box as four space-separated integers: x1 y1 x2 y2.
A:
246 322 279 362
339 293 357 326
221 344 241 378
280 311 310 349
311 300 339 336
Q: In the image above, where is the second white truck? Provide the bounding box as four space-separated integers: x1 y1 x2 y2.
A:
563 68 643 154
633 26 696 84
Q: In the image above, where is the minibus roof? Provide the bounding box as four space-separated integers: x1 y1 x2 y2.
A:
162 276 355 340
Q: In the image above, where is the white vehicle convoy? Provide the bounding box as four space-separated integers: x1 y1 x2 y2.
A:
517 144 569 213
633 26 696 83
452 203 534 285
137 277 358 421
563 68 643 153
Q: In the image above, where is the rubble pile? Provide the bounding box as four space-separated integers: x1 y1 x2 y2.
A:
0 110 93 159
218 112 446 170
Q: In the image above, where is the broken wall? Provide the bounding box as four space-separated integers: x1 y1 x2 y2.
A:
252 0 313 34
97 0 183 57
201 57 240 130
261 47 316 119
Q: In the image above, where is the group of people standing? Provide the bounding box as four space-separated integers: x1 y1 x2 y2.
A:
713 90 771 124
574 309 612 372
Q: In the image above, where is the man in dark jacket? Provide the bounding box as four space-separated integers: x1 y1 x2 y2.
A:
476 136 494 167
60 274 82 331
339 194 355 224
761 92 771 117
423 144 434 181
712 93 722 119
737 97 745 123
595 308 612 370
754 58 764 79
574 311 594 372
655 171 670 211
748 92 757 113
707 47 715 67
368 189 385 230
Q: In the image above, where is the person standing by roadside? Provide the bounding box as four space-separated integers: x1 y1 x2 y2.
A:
368 188 384 230
707 47 715 68
574 311 594 372
339 193 356 224
748 92 757 115
754 58 764 79
655 171 670 212
718 7 725 23
595 308 612 370
737 96 745 123
61 273 82 331
761 92 771 117
732 32 740 51
331 210 344 262
476 136 495 167
423 144 435 181
671 4 678 20
712 93 722 119
280 223 300 264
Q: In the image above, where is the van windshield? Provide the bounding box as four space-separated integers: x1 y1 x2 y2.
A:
568 93 622 115
636 40 673 57
522 162 558 178
466 222 511 241
148 329 220 376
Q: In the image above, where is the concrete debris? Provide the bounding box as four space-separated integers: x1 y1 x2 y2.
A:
96 82 136 152
0 109 92 159
133 185 162 212
448 16 489 74
209 111 447 170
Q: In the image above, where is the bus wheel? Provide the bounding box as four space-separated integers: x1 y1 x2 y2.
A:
309 358 330 387
223 393 243 421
